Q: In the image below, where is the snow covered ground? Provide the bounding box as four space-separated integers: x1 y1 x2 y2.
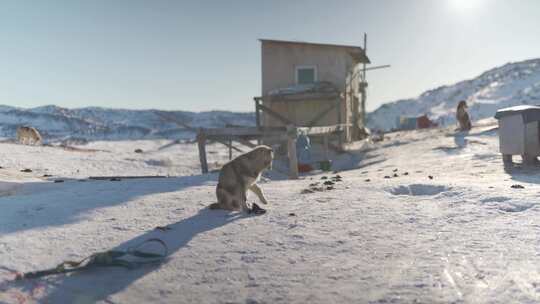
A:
2 122 540 303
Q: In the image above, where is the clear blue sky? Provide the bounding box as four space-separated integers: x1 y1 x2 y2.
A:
1 0 540 112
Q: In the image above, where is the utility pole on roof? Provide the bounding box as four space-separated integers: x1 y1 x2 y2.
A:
359 33 368 128
358 33 390 133
363 33 367 82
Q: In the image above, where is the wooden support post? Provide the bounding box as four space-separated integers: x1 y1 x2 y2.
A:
359 82 367 130
361 33 368 127
323 135 329 161
228 138 233 160
522 154 538 166
197 131 208 174
337 98 343 147
502 154 513 167
255 98 261 145
254 98 261 129
287 125 299 179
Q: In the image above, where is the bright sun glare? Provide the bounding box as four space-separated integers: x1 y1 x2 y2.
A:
449 0 483 12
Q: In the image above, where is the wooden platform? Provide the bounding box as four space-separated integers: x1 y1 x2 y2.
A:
197 124 347 179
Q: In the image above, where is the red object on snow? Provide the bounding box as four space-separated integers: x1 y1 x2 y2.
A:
417 115 437 129
298 164 314 173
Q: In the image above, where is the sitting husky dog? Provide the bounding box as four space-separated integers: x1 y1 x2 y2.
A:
210 145 273 213
456 100 472 131
16 126 42 145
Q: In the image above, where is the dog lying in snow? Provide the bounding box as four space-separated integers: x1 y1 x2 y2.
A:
209 146 273 213
16 126 42 145
456 100 472 131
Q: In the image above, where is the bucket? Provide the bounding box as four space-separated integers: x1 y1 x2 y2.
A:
318 160 332 171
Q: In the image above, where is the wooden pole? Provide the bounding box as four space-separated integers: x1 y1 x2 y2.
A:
89 175 168 180
361 33 368 128
255 98 261 145
228 138 233 160
364 65 390 71
254 98 261 129
337 98 343 147
287 125 299 179
363 33 367 82
197 130 208 174
359 82 367 129
323 135 329 161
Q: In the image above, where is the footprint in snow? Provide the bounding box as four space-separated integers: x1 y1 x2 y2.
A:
480 196 511 203
389 184 450 196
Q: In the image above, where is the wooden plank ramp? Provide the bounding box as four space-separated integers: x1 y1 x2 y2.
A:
88 175 169 180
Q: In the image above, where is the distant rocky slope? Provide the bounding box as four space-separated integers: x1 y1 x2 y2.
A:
368 58 540 131
0 105 254 142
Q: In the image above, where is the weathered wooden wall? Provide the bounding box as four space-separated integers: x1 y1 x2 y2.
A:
260 41 362 143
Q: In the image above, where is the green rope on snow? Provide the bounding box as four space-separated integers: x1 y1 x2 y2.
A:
17 238 168 280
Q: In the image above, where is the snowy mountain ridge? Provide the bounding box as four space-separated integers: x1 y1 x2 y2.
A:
367 58 540 131
0 105 255 142
6 57 540 141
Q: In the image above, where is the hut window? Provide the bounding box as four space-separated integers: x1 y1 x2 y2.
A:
295 65 317 84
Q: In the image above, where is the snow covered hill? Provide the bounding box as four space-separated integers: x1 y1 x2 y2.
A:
0 105 255 142
368 58 540 131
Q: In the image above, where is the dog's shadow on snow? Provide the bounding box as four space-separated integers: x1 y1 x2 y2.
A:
0 173 218 235
435 127 496 154
39 208 247 303
433 131 470 153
